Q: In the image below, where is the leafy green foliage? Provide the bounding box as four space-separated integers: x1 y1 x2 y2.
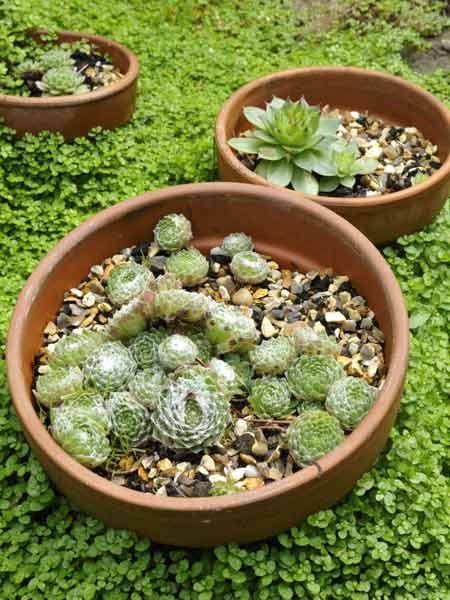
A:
0 0 449 597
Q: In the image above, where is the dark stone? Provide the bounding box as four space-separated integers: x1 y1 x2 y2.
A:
166 482 185 497
210 248 231 265
310 274 331 292
286 311 301 323
271 308 285 320
336 280 358 296
131 241 150 263
252 306 264 325
194 470 210 482
149 255 166 275
192 481 212 497
236 432 256 454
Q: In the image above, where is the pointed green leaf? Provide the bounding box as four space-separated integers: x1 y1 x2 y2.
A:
253 129 277 144
265 159 294 187
351 157 378 175
228 137 262 154
318 117 340 137
291 168 319 194
319 176 340 193
255 160 269 179
258 145 286 161
293 149 336 176
341 175 355 188
243 106 267 129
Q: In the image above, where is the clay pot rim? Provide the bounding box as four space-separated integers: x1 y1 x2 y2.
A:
6 182 409 513
215 66 450 208
0 30 139 107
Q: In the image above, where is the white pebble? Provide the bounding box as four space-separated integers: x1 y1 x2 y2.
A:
325 311 346 323
261 316 277 338
200 455 216 472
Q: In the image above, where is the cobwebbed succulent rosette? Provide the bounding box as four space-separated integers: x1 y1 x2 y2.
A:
179 325 213 363
151 371 230 452
286 354 345 402
154 289 211 323
248 376 294 419
230 251 269 284
209 358 246 399
326 376 377 429
106 298 147 340
158 334 199 371
84 341 137 391
129 329 168 368
34 366 84 407
249 336 297 375
129 368 167 409
59 390 111 432
287 410 345 465
48 329 105 367
205 304 258 354
223 353 254 392
106 262 151 306
285 323 340 356
153 213 192 252
108 392 152 451
166 248 209 287
221 232 254 257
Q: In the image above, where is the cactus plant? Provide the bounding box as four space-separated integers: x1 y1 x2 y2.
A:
286 355 345 402
38 66 89 96
84 341 137 391
108 392 152 451
48 329 105 367
326 376 378 429
129 368 167 409
158 334 199 371
106 298 147 340
166 248 209 287
154 289 211 323
286 324 340 356
205 304 258 354
230 251 269 284
151 370 230 452
221 232 254 257
51 406 111 468
153 213 192 252
287 410 345 464
248 376 294 418
129 329 168 368
34 366 83 407
249 336 297 375
106 262 151 306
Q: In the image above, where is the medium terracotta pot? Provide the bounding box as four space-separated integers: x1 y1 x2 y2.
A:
6 182 409 547
215 67 450 245
0 30 139 140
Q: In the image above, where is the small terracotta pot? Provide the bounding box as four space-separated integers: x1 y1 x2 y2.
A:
6 182 409 547
215 67 450 245
0 30 139 140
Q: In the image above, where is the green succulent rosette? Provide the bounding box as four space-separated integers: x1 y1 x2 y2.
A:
249 336 297 375
287 410 345 464
287 324 340 356
179 325 213 363
153 213 193 253
106 262 150 306
34 366 84 407
325 376 378 430
248 376 295 418
158 334 199 371
129 368 167 409
40 48 74 70
230 251 269 285
106 298 147 340
209 358 246 399
221 232 254 257
205 304 258 354
165 248 209 287
108 392 152 451
58 390 110 432
48 329 105 367
154 289 211 323
286 354 345 402
128 329 168 368
38 66 88 96
84 341 137 391
222 353 254 392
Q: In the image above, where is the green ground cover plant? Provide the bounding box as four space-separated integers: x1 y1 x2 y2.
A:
0 0 449 598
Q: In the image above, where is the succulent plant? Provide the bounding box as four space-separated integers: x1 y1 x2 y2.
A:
297 399 324 414
152 272 182 292
205 304 258 354
319 140 378 192
249 336 297 375
106 298 147 340
286 324 340 356
154 289 211 323
287 410 345 465
38 66 89 96
129 368 167 409
210 480 243 496
179 325 213 363
222 353 254 391
128 329 167 368
209 358 246 399
158 334 199 371
286 355 345 402
106 262 150 306
48 329 105 367
40 48 74 70
221 232 254 257
151 371 230 452
326 376 378 430
17 59 43 75
59 390 110 432
108 392 151 451
51 406 111 468
34 366 83 407
153 213 192 253
230 251 269 284
228 96 340 194
248 376 294 418
84 341 137 391
165 248 209 287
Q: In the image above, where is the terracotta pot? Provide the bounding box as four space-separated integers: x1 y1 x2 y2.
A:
0 30 139 140
215 67 450 245
6 182 409 547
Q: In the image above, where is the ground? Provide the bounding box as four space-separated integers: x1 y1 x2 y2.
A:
0 1 449 599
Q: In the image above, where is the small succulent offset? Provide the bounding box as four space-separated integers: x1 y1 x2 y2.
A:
34 366 84 407
209 358 246 399
154 213 193 253
205 304 258 354
129 368 167 409
108 392 152 451
223 353 254 392
60 390 110 432
248 376 294 419
286 355 345 402
129 329 167 368
106 262 151 306
249 336 297 375
221 232 254 257
84 341 137 392
40 48 74 70
230 251 269 284
288 410 345 465
319 140 378 193
48 329 105 367
158 334 199 371
37 66 88 96
154 289 211 323
286 324 340 356
151 372 230 452
180 325 213 363
106 298 147 340
326 376 377 429
165 248 209 287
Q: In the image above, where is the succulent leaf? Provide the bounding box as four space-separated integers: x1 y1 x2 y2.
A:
38 66 88 96
40 48 74 70
106 262 151 306
129 368 167 409
155 289 211 323
288 410 345 464
34 366 84 407
286 324 340 356
129 329 168 368
84 341 137 391
106 298 147 340
158 334 199 371
209 357 246 399
108 392 152 451
48 329 105 367
249 336 297 375
205 304 258 354
221 232 254 257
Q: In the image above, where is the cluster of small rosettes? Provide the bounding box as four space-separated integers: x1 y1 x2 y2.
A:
84 341 137 391
153 213 192 252
205 304 258 354
326 377 377 429
106 298 147 340
154 289 210 323
209 358 245 399
129 368 167 409
286 355 345 402
221 232 254 257
249 336 297 375
39 67 88 96
166 248 209 287
230 251 269 284
106 262 151 306
287 410 345 465
248 377 294 418
158 334 199 371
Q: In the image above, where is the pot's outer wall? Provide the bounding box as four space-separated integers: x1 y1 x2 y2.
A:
6 183 409 547
0 31 139 140
215 67 450 245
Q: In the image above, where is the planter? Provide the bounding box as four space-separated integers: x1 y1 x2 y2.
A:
215 67 450 245
0 30 139 140
6 182 409 547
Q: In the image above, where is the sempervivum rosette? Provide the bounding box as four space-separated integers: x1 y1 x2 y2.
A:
326 376 377 430
106 262 151 306
108 392 152 451
205 304 258 354
230 251 269 284
286 323 340 356
158 334 199 371
154 289 211 323
84 341 137 391
48 329 105 367
153 213 192 252
165 248 209 287
287 410 345 465
106 298 147 340
248 376 295 419
249 336 297 375
128 329 168 368
286 355 345 402
34 366 84 407
129 368 167 409
221 232 254 257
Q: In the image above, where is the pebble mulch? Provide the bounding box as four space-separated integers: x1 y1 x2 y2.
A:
35 243 386 498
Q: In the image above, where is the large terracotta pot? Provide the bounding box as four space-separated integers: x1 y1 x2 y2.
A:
215 67 450 245
6 182 409 547
0 30 139 140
